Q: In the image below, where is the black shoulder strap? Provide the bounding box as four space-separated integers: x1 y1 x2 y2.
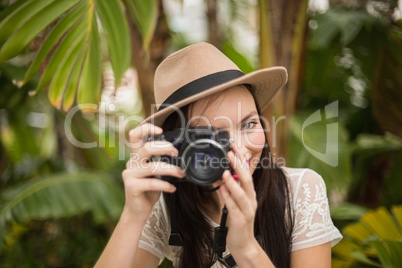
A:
214 206 237 267
168 191 183 246
168 194 237 267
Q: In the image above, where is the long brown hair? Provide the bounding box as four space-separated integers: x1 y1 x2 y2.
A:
162 93 293 268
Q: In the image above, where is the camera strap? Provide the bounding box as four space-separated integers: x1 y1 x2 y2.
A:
214 206 237 267
168 193 237 267
168 191 183 246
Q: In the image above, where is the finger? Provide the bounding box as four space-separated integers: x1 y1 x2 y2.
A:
142 141 178 158
218 183 241 215
123 175 177 193
230 142 246 159
127 141 178 168
228 151 255 197
222 170 256 217
231 143 253 169
126 152 150 168
124 163 185 179
128 123 163 151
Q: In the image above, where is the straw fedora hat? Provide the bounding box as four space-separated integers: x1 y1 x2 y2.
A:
145 42 287 127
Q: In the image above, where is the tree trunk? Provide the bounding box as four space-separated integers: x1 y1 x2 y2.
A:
259 0 309 160
205 0 222 48
128 0 171 118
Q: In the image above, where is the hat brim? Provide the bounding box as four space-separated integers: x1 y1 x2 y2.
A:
144 66 287 127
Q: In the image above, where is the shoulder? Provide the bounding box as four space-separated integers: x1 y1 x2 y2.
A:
280 167 343 251
281 167 326 198
139 194 180 262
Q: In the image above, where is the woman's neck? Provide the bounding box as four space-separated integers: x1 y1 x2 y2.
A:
204 191 222 224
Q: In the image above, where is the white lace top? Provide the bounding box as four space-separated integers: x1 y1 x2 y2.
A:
138 167 342 267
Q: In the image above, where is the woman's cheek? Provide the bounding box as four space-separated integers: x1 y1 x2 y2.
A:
245 131 266 150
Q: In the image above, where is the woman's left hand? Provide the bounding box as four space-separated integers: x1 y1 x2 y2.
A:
217 150 259 256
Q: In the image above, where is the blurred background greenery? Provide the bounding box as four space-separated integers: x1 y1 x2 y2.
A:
0 0 401 267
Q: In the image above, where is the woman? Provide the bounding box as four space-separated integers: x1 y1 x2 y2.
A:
95 43 342 268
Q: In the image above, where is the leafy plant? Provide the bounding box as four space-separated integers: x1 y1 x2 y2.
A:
288 112 351 194
0 171 124 245
348 133 402 206
302 3 402 207
332 205 402 268
0 0 157 111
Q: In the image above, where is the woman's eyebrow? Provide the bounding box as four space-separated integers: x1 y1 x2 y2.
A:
239 111 258 125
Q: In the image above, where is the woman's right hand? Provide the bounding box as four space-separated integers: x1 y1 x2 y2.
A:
121 123 185 223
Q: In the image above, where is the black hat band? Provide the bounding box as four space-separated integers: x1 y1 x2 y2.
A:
158 69 244 112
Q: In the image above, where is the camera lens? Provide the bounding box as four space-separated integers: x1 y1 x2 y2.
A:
194 153 216 170
181 139 229 185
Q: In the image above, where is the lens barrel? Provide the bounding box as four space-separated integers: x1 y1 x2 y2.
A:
150 127 231 185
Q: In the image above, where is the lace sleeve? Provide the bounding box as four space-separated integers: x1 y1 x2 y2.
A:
138 195 170 260
290 169 342 251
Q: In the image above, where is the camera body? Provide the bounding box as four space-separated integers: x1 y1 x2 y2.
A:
150 127 232 185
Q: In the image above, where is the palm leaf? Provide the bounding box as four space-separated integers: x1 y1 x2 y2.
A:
332 205 402 267
0 171 124 244
37 13 87 92
23 0 88 84
0 0 80 61
0 0 54 47
222 42 255 74
368 239 402 268
309 9 378 49
0 0 136 112
48 37 86 108
76 5 101 109
96 0 131 85
123 0 158 48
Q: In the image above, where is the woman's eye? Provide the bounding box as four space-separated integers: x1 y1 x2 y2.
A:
243 121 256 130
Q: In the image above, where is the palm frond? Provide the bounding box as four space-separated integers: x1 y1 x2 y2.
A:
0 171 124 244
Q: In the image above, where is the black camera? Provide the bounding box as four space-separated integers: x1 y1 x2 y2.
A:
150 127 232 185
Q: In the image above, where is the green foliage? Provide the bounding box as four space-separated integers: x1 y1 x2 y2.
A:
309 9 380 49
159 258 173 268
0 44 127 266
222 42 255 74
348 133 402 207
123 0 158 48
330 202 369 221
332 205 402 268
303 5 402 208
0 0 401 266
1 215 112 267
0 62 34 110
0 0 80 61
352 133 402 157
289 111 351 193
0 0 159 112
0 171 124 244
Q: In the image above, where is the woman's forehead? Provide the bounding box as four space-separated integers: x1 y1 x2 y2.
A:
188 85 258 126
